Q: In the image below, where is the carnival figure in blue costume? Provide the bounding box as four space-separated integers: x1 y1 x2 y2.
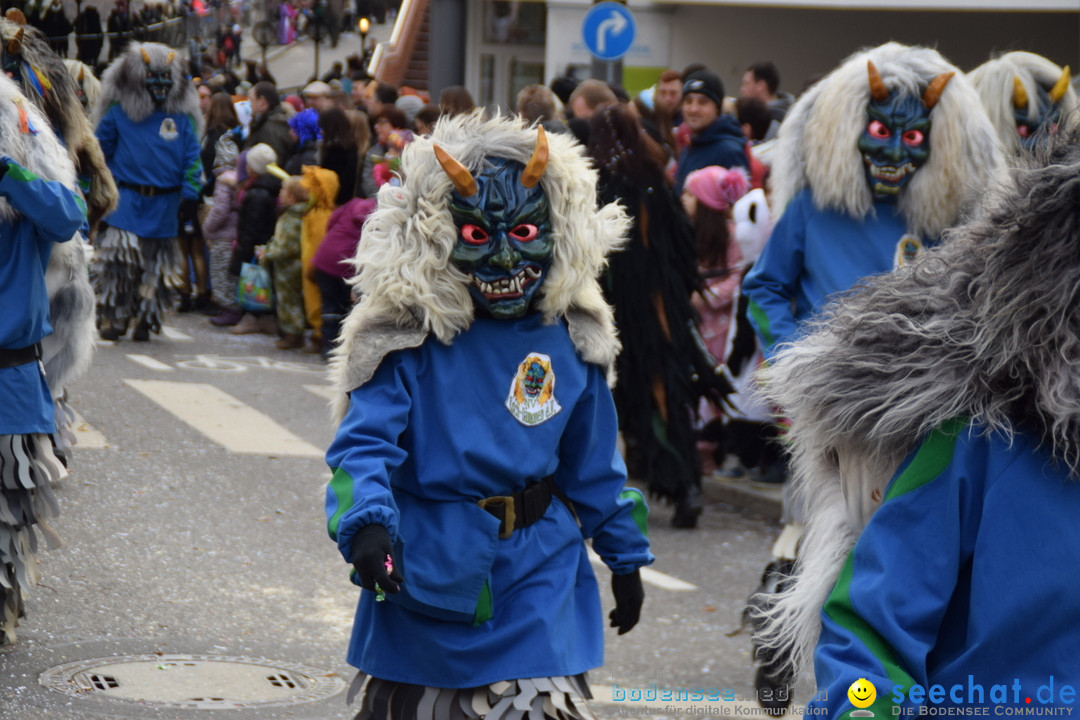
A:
970 51 1078 156
326 112 654 720
742 42 1003 710
92 42 202 341
757 128 1080 717
0 72 88 643
0 13 118 464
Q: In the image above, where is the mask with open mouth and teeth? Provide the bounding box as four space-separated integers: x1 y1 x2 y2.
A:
445 156 554 319
857 90 931 199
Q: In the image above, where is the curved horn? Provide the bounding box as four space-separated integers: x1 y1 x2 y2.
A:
520 125 549 188
4 9 26 25
867 60 889 102
6 27 22 56
433 144 477 197
1050 65 1071 103
167 50 175 65
1013 75 1029 110
77 65 84 83
140 47 151 65
922 71 955 109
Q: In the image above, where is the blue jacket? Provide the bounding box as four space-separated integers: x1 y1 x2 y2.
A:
742 188 928 360
812 419 1080 716
0 160 86 434
325 314 653 687
674 114 748 194
96 103 202 238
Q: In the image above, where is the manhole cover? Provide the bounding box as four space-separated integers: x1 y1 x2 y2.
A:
40 653 346 710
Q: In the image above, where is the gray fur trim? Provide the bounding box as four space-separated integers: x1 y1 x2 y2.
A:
42 238 96 398
93 42 203 136
329 113 626 425
770 42 1003 239
0 20 116 230
348 672 594 720
752 135 1080 680
969 51 1079 158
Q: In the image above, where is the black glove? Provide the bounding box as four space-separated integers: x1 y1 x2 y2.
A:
348 524 403 594
609 569 644 635
178 197 199 224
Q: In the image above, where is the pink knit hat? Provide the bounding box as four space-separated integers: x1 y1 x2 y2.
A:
684 166 750 212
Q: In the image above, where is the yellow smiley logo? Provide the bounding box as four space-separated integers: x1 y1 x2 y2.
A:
848 678 877 708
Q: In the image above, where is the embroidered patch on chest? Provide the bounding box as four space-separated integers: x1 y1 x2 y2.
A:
505 352 562 426
159 117 179 141
894 233 924 268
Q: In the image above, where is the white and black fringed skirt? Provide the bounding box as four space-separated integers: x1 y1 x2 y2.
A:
348 672 596 720
91 225 181 332
0 432 65 644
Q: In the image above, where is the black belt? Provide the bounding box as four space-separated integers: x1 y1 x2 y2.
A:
479 476 557 539
119 180 181 197
0 343 41 370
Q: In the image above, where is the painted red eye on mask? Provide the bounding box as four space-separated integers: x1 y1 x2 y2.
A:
1017 124 1031 139
510 224 539 242
867 120 890 139
460 224 489 245
901 129 925 146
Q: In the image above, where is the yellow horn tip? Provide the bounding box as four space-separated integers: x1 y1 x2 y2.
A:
1050 65 1071 103
433 143 478 197
520 125 549 189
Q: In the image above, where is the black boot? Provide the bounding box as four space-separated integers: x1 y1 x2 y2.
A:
671 484 703 528
132 320 151 341
98 317 128 341
177 293 193 313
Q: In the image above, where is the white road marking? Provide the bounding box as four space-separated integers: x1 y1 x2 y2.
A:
160 326 193 342
124 380 324 457
303 384 335 401
126 354 174 372
69 409 109 449
588 547 698 591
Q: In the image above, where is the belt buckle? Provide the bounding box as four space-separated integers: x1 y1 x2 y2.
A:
478 496 516 539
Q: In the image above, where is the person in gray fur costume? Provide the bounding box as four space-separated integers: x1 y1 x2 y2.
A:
91 41 202 341
0 71 86 645
0 13 118 462
752 130 1080 715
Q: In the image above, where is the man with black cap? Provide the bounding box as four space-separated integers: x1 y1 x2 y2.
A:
674 70 749 194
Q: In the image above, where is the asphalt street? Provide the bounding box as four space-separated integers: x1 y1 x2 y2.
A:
0 309 805 719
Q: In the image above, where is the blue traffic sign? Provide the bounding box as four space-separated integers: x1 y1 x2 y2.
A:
582 2 636 61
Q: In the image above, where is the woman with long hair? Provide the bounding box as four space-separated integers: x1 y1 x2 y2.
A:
180 91 240 314
318 105 359 207
587 102 710 528
200 92 244 323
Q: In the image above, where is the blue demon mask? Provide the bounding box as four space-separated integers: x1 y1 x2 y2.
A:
437 129 553 320
858 61 953 200
1013 67 1071 150
142 47 174 107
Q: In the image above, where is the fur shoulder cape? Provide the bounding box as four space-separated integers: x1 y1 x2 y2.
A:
328 112 630 424
770 42 1003 239
94 42 203 136
753 136 1080 680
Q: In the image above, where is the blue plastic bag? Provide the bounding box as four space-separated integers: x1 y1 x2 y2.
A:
237 260 273 312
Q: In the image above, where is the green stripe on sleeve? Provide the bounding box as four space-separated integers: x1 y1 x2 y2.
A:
4 162 40 183
620 488 649 537
747 299 775 350
823 418 966 718
326 467 355 540
884 416 967 502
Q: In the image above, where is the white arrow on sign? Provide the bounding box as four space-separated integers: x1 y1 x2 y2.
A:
595 10 628 56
